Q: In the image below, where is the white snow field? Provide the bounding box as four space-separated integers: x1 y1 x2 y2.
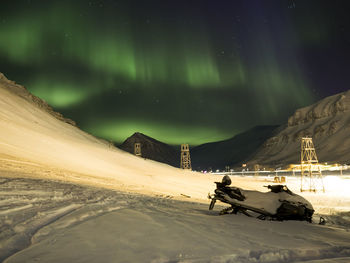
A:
1 73 350 262
1 176 350 263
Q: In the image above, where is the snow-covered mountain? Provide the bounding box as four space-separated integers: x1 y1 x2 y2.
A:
249 90 350 166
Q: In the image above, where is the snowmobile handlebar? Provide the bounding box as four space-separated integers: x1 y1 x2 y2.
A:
214 182 229 189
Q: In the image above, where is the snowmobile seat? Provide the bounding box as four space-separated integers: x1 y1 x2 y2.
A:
215 186 246 201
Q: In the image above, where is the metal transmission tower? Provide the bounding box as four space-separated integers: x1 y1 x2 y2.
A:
300 137 325 192
180 144 192 170
134 143 142 157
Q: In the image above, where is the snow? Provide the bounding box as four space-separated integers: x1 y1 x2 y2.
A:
1 177 350 263
1 74 350 262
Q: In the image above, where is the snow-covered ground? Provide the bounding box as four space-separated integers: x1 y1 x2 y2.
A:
1 74 350 262
1 174 350 263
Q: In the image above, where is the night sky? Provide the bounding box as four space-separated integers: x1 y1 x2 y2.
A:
1 0 350 145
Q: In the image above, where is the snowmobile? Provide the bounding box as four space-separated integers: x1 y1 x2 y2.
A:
208 175 314 222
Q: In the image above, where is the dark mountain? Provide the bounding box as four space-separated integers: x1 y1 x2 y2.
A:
118 132 180 167
119 126 278 170
190 125 279 170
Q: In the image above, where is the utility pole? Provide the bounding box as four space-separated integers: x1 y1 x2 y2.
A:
300 137 325 192
180 144 191 170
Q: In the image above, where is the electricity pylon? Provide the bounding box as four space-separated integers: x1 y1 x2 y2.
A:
134 143 142 157
180 144 191 170
300 137 325 192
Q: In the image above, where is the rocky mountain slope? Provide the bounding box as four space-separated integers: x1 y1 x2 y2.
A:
0 73 76 126
118 132 180 167
248 90 350 166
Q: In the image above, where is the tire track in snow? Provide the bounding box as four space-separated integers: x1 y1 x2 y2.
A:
1 204 81 262
0 176 129 262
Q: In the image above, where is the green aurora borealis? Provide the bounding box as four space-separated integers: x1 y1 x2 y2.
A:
1 0 349 145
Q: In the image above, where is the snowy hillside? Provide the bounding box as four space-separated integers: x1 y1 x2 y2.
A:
249 90 350 165
0 73 227 200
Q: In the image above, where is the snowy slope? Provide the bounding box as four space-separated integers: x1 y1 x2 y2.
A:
249 90 350 165
0 73 228 200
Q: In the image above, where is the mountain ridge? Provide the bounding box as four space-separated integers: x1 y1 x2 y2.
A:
118 132 180 167
118 126 278 170
0 72 76 126
248 89 350 166
191 125 279 170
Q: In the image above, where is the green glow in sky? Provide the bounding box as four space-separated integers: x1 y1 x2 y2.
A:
87 120 234 146
0 3 232 89
0 0 335 145
0 18 42 64
29 79 89 108
185 54 221 87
